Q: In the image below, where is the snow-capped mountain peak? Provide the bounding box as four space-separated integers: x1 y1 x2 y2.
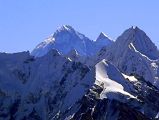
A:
96 32 112 41
31 25 112 57
53 25 86 42
97 26 159 89
56 25 75 33
94 32 114 53
115 26 159 60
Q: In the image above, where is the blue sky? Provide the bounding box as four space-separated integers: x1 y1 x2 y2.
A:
0 0 159 52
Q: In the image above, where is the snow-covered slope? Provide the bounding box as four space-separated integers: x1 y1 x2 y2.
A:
95 60 136 101
31 25 113 57
66 59 159 120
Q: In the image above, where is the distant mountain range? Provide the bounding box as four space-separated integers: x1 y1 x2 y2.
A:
31 25 113 57
0 25 159 120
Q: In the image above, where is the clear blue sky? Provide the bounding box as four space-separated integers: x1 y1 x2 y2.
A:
0 0 159 53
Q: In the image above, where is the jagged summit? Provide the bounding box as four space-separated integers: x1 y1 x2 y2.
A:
131 26 139 30
53 25 86 41
56 25 75 33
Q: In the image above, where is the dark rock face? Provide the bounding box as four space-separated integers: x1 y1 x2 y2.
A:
70 84 150 120
130 75 159 119
117 105 150 120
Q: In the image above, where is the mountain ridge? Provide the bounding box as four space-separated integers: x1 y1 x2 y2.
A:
31 25 113 57
0 26 159 120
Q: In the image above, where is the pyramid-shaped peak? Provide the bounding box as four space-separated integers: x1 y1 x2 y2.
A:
95 32 113 46
117 26 147 42
115 26 159 60
97 32 110 40
100 32 107 37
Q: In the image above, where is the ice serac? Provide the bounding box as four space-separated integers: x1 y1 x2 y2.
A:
97 26 159 88
31 25 112 57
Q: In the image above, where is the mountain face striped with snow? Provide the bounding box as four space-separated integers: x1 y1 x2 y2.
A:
1 26 159 120
31 25 113 57
97 27 159 89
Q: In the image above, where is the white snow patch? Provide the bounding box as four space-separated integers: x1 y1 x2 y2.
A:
95 59 136 101
155 112 159 119
122 74 138 82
